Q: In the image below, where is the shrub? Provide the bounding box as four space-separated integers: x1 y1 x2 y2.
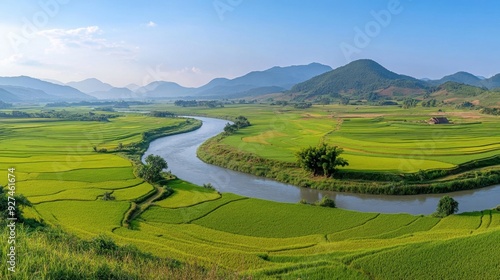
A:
316 196 336 208
91 235 118 255
203 183 215 190
299 199 309 205
102 192 115 201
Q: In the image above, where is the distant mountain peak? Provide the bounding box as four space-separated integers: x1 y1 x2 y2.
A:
0 75 94 102
289 59 427 97
67 78 114 93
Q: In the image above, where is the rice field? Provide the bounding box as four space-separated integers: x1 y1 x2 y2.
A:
2 108 500 279
157 104 500 173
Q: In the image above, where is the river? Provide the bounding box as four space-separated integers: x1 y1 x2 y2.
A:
143 116 500 215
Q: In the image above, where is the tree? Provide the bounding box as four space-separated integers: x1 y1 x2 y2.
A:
436 196 459 217
138 154 167 183
402 98 418 109
234 116 250 128
296 143 349 177
223 123 238 135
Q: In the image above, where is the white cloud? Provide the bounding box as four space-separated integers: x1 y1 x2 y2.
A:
147 21 157 28
0 54 23 65
38 26 101 50
37 26 138 59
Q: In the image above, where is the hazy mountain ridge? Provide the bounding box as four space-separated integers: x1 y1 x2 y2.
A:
67 78 114 93
1 61 499 102
195 63 333 97
0 76 95 102
429 71 500 89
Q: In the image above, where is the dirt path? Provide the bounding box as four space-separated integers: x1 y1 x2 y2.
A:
123 185 165 228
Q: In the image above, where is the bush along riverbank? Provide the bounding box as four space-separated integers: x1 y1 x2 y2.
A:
197 133 500 195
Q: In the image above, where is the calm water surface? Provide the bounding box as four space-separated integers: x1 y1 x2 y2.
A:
144 116 500 215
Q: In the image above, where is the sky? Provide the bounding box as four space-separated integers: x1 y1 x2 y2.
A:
0 0 499 88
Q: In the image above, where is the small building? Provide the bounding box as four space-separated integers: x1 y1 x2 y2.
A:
428 117 450 124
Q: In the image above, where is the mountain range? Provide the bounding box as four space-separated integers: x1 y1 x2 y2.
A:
290 59 429 98
0 60 499 103
0 76 94 102
427 71 500 89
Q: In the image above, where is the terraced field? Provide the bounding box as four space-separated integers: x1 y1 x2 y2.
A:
2 109 499 279
124 189 499 279
157 104 500 173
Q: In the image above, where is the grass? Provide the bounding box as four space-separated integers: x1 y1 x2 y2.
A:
34 167 136 182
113 182 155 201
140 193 244 224
193 198 378 238
0 224 239 280
327 214 419 241
154 179 221 208
158 103 500 173
35 200 131 235
2 106 500 278
351 230 500 280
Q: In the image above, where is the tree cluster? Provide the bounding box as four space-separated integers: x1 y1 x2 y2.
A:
421 99 437 107
0 110 116 122
340 96 351 105
402 98 419 109
294 102 312 109
224 116 251 135
0 101 12 108
296 143 349 177
149 111 176 118
455 101 475 109
174 100 224 108
45 101 144 108
481 107 500 116
270 100 288 106
138 155 168 183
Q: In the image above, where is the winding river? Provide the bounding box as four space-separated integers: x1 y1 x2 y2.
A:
144 116 500 215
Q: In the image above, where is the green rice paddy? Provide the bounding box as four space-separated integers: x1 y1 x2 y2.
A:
160 104 500 173
2 107 499 279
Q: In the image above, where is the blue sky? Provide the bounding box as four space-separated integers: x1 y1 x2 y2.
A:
1 0 499 87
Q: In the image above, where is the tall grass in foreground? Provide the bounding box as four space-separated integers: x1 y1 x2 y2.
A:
0 223 245 280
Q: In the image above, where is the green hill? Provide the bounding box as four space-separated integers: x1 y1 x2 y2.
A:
430 81 500 107
289 59 428 98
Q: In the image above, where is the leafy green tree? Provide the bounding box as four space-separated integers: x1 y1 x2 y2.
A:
402 98 419 109
234 116 251 128
436 196 459 217
138 154 167 183
296 143 349 177
223 123 238 135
